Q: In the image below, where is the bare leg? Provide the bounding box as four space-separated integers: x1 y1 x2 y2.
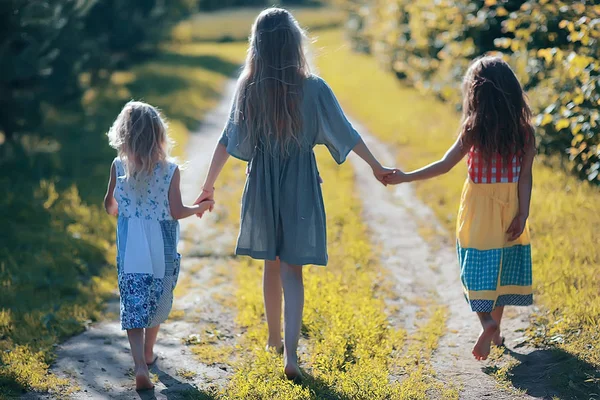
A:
472 312 498 361
127 328 154 390
144 325 160 364
491 306 504 346
264 259 283 351
280 261 304 380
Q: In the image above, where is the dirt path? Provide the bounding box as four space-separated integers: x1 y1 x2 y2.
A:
41 82 239 400
42 79 539 400
348 121 536 399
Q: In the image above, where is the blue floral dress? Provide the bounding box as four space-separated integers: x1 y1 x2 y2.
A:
113 158 180 330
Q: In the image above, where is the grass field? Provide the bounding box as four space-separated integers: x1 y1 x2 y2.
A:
6 5 599 398
172 7 345 43
0 8 347 398
315 28 600 395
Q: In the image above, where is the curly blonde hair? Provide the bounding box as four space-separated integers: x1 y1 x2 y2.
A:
107 101 172 178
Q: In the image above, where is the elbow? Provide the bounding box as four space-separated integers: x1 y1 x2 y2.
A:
439 160 453 175
170 208 181 220
170 205 184 220
103 196 111 214
520 171 533 185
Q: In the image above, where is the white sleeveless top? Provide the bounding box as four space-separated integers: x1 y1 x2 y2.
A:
113 158 179 278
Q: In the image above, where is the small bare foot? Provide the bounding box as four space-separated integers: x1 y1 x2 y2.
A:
472 320 498 361
135 367 154 391
284 356 302 383
492 330 504 347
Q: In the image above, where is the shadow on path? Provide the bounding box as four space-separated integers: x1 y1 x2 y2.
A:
485 346 600 400
135 364 218 400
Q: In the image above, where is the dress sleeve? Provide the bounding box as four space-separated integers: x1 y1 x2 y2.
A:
315 77 361 164
219 87 254 162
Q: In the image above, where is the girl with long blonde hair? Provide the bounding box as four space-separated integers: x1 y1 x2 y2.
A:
104 101 213 390
195 8 394 380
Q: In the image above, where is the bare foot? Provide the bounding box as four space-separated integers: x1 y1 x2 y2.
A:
284 355 302 383
472 320 498 361
135 366 154 391
145 352 158 365
492 330 504 347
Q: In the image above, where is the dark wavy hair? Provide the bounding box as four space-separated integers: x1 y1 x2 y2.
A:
459 56 534 160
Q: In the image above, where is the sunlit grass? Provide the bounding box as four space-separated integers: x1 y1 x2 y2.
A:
207 144 456 397
316 28 600 394
0 31 249 399
0 182 116 397
172 7 345 43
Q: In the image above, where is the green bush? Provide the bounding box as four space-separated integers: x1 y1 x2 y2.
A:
344 0 599 184
0 1 198 396
197 0 325 11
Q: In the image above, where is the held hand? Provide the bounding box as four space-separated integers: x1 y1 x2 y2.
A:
107 203 118 217
384 169 408 185
372 165 397 186
506 213 526 241
196 200 215 216
194 187 214 218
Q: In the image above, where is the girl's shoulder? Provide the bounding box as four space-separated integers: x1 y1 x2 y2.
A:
305 74 328 92
113 157 125 176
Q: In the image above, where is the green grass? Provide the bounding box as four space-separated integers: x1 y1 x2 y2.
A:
1 5 345 395
0 30 248 400
211 147 457 399
172 7 345 43
315 28 600 397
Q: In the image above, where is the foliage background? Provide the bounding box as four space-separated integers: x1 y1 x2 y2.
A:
341 0 600 184
0 0 325 397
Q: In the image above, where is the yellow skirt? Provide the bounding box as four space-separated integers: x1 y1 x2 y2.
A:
456 178 533 312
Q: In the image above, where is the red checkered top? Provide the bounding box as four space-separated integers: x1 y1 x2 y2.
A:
467 147 521 184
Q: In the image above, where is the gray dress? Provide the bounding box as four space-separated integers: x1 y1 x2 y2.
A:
219 75 360 266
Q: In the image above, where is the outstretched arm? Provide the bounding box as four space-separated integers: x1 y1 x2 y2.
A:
104 161 118 216
352 138 397 185
194 141 230 208
386 138 468 184
169 167 214 220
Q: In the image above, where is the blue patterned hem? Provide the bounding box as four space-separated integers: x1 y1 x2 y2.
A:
467 294 533 312
496 294 533 307
119 273 163 330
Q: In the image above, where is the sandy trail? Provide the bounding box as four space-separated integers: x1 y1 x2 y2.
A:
40 82 238 400
348 121 536 399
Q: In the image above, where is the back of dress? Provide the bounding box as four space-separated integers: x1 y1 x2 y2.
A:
113 158 180 329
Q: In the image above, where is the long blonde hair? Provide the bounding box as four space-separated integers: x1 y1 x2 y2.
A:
234 8 311 154
107 101 172 178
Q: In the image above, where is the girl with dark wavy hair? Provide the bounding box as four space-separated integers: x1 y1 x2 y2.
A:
387 56 536 361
